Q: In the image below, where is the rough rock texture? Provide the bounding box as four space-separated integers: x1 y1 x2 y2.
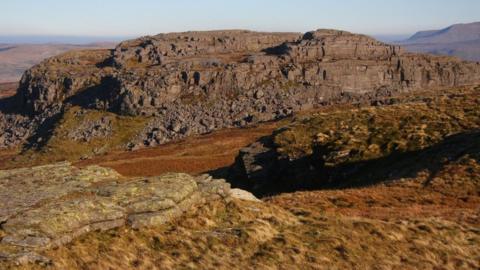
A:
4 29 480 149
0 105 62 149
16 49 114 114
0 113 32 148
67 114 113 142
0 162 249 265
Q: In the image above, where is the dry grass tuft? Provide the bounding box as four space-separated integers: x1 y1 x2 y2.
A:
274 87 480 163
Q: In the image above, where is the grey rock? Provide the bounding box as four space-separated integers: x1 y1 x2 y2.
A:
3 29 480 150
68 115 113 142
230 188 261 202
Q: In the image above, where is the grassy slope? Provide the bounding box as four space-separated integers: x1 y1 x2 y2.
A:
4 106 149 168
275 87 480 162
9 175 479 269
269 87 480 189
75 123 279 177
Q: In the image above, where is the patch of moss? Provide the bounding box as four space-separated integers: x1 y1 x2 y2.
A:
280 80 303 91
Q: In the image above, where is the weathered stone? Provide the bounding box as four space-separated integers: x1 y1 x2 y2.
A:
230 188 261 202
0 163 239 265
16 30 480 118
3 29 480 150
68 115 113 142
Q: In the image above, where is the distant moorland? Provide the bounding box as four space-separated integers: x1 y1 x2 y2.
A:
0 43 115 83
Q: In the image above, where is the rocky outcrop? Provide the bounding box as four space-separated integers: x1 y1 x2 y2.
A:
113 30 301 67
0 113 32 148
0 103 63 149
67 115 113 142
16 49 114 115
5 29 480 150
0 162 255 265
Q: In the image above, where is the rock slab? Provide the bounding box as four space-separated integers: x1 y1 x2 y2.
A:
0 163 240 265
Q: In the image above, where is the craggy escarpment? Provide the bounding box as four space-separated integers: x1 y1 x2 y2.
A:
3 29 480 150
0 162 257 265
230 87 480 194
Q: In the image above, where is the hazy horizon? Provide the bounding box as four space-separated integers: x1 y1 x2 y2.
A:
0 33 415 45
0 34 130 44
2 0 479 44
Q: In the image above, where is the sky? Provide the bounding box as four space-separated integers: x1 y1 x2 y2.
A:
1 0 479 43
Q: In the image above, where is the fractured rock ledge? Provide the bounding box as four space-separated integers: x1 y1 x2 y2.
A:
3 29 480 150
0 162 246 265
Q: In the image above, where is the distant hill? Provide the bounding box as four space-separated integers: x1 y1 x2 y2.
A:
405 22 480 44
400 22 480 61
0 43 115 83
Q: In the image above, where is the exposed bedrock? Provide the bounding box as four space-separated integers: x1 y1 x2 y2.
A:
4 29 480 149
0 162 256 264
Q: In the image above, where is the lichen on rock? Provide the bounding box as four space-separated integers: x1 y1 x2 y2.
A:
0 162 246 265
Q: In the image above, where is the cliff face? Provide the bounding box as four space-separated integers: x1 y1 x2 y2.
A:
7 29 480 149
16 29 480 116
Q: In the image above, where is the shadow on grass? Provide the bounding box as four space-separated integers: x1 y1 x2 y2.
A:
214 130 480 197
0 94 20 114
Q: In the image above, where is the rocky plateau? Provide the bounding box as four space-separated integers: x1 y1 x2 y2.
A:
1 29 480 151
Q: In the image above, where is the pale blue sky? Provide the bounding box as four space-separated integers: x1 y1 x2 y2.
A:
1 0 479 38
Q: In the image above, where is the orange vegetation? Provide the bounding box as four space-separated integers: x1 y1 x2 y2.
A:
0 82 17 98
75 123 278 177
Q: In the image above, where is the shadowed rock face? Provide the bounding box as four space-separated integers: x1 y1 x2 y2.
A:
5 29 480 150
0 162 252 265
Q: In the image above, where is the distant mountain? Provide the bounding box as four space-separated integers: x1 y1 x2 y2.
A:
405 22 480 44
0 43 115 83
400 22 480 61
372 34 411 43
